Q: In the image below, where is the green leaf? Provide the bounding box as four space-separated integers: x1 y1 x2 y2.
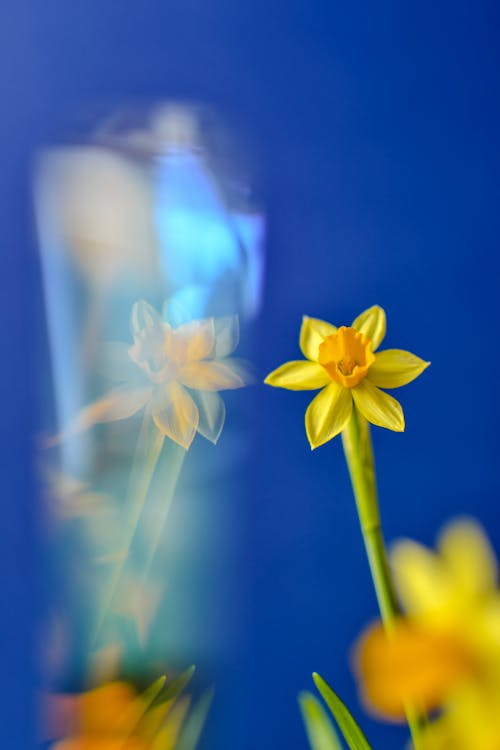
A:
174 686 214 750
313 673 373 750
161 665 196 703
124 675 167 733
299 691 344 750
139 675 168 708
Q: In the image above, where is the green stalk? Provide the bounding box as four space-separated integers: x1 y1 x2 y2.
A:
92 408 164 645
341 408 398 625
137 440 186 589
341 406 423 749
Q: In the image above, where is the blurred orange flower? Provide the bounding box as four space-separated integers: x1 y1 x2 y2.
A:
354 519 500 749
43 678 189 750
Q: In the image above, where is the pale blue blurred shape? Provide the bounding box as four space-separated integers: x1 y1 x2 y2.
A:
155 149 264 321
162 287 211 326
156 152 239 283
232 212 266 317
34 154 90 476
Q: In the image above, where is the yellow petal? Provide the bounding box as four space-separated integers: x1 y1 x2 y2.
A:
52 387 152 445
299 316 338 360
391 541 453 615
368 349 430 389
52 739 145 749
189 390 226 443
77 387 151 424
214 316 240 357
265 361 331 391
438 520 498 598
355 621 475 721
128 301 171 376
152 383 199 450
170 319 215 362
305 382 352 449
352 379 404 431
179 359 246 390
79 682 138 733
351 305 386 350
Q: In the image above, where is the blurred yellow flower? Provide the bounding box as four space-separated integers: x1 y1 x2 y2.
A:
265 305 429 449
44 678 189 750
355 519 500 749
62 300 249 450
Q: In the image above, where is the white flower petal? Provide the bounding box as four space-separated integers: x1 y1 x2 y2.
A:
152 383 199 450
53 386 152 444
171 319 215 361
190 390 226 444
179 359 247 390
214 316 240 357
130 299 163 338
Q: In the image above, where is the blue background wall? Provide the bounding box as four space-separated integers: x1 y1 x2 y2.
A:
2 2 500 748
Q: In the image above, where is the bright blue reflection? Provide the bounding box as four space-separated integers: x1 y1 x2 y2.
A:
155 151 264 320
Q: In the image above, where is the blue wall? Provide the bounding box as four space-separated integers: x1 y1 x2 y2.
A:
3 2 500 748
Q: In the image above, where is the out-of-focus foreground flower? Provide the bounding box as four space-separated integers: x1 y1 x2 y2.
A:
355 519 500 749
61 300 250 450
265 305 429 449
42 677 190 749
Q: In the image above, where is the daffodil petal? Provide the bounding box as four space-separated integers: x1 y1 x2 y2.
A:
224 357 255 384
305 382 352 449
355 621 474 721
368 349 430 389
152 382 199 450
438 520 498 597
171 319 215 361
352 306 386 350
189 390 226 444
130 299 163 338
214 316 240 357
79 682 138 733
178 359 246 391
53 386 152 444
352 379 404 431
300 316 338 360
53 740 141 750
265 361 331 391
391 541 452 614
128 303 170 375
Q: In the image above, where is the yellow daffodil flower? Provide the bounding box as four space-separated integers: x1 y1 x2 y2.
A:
265 305 429 449
43 678 189 750
61 300 249 450
354 519 500 749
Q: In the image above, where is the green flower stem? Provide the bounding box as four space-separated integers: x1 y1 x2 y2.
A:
138 440 186 588
341 407 398 625
92 408 165 645
341 406 423 750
